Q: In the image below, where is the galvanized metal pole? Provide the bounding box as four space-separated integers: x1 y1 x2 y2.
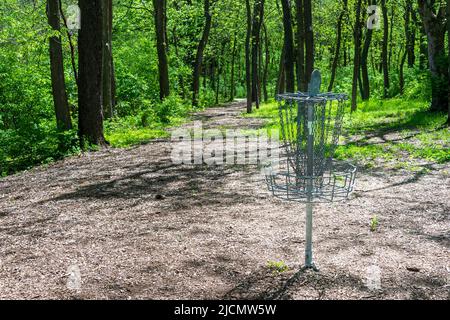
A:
305 102 314 268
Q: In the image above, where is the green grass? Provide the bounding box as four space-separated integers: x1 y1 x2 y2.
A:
104 108 192 148
246 98 449 169
106 127 169 148
267 260 289 274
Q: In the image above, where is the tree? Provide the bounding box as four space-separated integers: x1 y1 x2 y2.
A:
303 0 314 85
381 0 390 98
192 0 213 107
229 31 237 101
251 0 265 109
102 0 115 118
447 0 450 124
405 0 416 67
361 0 375 100
153 0 170 100
351 0 363 112
418 0 448 112
78 0 106 147
295 0 306 91
262 23 269 102
328 0 347 92
47 0 72 131
280 0 295 92
245 0 252 113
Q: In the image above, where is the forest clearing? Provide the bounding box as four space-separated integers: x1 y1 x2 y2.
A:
0 0 449 303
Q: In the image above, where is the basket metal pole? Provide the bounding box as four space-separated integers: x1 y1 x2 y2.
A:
305 102 314 268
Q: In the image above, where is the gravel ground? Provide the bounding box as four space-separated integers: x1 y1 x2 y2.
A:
0 101 449 300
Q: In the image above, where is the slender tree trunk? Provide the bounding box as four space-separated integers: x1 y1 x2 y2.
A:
230 32 237 101
447 0 450 125
399 49 407 95
328 0 346 92
215 43 225 105
351 0 362 112
343 36 348 67
405 0 415 67
295 0 306 91
102 0 113 118
192 0 213 107
262 23 269 102
245 0 252 113
276 43 286 94
361 1 374 101
78 0 106 147
153 0 170 100
172 26 186 99
381 0 390 98
303 0 314 85
418 0 448 112
388 4 394 71
251 0 265 109
280 0 295 92
47 0 72 132
59 0 78 84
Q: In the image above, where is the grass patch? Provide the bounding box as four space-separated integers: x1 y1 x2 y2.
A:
247 98 449 169
267 260 289 274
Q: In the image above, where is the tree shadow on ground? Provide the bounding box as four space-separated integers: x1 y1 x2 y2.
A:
42 159 262 211
222 264 449 300
222 266 366 300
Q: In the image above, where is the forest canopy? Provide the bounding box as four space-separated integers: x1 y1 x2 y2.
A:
0 0 449 176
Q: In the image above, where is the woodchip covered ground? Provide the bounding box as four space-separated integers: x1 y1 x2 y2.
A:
0 101 449 299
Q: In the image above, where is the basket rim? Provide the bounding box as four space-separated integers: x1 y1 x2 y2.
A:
276 92 348 103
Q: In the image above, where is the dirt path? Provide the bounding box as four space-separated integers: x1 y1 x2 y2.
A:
0 101 449 300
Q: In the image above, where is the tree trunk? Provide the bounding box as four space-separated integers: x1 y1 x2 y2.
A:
59 0 78 84
262 23 269 102
351 0 362 112
245 0 252 113
192 0 213 107
399 49 407 95
230 32 237 101
295 0 306 91
405 0 415 67
153 0 170 100
78 0 106 147
251 0 265 109
447 0 450 124
102 0 114 118
361 1 373 101
328 0 346 92
388 4 394 72
172 26 186 99
381 0 390 98
418 0 448 112
280 0 295 92
47 0 72 131
276 43 286 94
303 0 314 85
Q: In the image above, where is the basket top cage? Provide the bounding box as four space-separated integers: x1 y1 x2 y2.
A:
276 92 348 104
265 70 356 203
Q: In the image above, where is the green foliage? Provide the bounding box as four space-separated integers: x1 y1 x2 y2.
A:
267 260 289 274
104 94 193 147
0 0 448 177
370 216 379 232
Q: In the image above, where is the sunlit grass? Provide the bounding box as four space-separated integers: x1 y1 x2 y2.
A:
248 98 449 169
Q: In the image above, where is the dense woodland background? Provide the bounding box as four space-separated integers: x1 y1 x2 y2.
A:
0 0 449 176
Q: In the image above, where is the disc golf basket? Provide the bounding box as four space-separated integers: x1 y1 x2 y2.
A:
264 70 356 270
